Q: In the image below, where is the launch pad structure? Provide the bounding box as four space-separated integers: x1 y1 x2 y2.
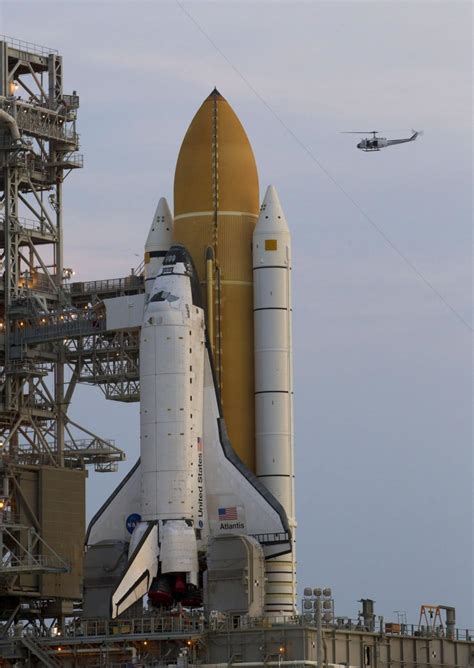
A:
0 35 131 631
0 35 472 668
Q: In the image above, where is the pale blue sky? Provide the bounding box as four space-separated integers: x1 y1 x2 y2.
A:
1 1 471 626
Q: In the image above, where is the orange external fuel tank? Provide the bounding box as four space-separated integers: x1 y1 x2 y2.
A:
173 89 259 471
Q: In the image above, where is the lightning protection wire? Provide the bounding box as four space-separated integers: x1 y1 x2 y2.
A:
176 0 471 333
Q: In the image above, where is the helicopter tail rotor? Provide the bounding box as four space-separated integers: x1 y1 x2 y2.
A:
410 129 423 140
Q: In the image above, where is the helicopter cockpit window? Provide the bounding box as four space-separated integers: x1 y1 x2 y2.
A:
150 290 179 303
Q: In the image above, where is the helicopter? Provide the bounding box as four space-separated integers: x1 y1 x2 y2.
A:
342 129 421 152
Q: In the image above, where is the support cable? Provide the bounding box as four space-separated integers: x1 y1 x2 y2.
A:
176 0 471 333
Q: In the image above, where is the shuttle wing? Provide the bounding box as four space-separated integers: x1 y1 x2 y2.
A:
86 347 292 562
86 459 142 546
202 347 292 559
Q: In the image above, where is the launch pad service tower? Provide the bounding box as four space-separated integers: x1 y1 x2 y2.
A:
85 88 296 618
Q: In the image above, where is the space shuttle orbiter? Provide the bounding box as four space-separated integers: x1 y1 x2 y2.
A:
85 90 296 617
86 242 291 618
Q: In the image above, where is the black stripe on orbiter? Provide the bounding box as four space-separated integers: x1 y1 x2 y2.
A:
148 250 167 258
163 244 203 308
255 390 289 395
116 570 150 611
253 307 287 312
253 265 289 271
258 474 291 479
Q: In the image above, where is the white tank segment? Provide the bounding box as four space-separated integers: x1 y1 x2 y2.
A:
144 197 173 294
253 185 296 614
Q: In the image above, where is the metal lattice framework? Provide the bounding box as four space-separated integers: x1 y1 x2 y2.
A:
65 329 140 402
1 36 80 467
0 37 125 620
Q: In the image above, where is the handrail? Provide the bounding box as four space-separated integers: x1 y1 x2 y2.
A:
70 276 143 294
0 35 58 56
11 613 471 642
62 615 204 640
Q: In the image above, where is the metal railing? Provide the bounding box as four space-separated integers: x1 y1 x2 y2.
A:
64 437 125 468
70 275 144 295
0 510 21 526
11 451 84 469
62 152 83 167
11 318 106 345
58 615 204 640
0 214 53 235
3 613 472 648
62 94 80 109
65 437 118 452
0 553 69 574
0 35 58 56
0 99 78 144
207 614 474 642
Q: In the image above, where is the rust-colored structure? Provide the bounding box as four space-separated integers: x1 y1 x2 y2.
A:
17 466 86 602
174 89 259 471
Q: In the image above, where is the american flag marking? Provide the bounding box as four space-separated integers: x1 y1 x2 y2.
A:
218 506 238 521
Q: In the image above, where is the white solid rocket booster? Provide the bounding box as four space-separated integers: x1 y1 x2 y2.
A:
253 185 296 614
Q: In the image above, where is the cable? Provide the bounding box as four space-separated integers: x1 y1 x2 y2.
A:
175 0 472 333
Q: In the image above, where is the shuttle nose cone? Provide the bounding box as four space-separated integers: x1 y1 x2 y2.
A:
144 197 174 293
255 185 288 232
145 197 173 252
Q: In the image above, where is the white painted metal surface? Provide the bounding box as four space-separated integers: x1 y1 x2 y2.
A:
144 197 173 294
201 353 289 552
86 459 141 545
253 185 296 614
91 244 293 618
111 523 159 617
140 263 204 523
102 293 145 331
140 255 203 584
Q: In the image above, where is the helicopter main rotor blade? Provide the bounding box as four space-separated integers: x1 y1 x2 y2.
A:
341 129 416 134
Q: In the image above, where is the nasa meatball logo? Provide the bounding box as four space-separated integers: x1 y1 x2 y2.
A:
126 513 141 534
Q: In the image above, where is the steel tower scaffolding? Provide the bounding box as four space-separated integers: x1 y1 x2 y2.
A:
0 36 125 627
